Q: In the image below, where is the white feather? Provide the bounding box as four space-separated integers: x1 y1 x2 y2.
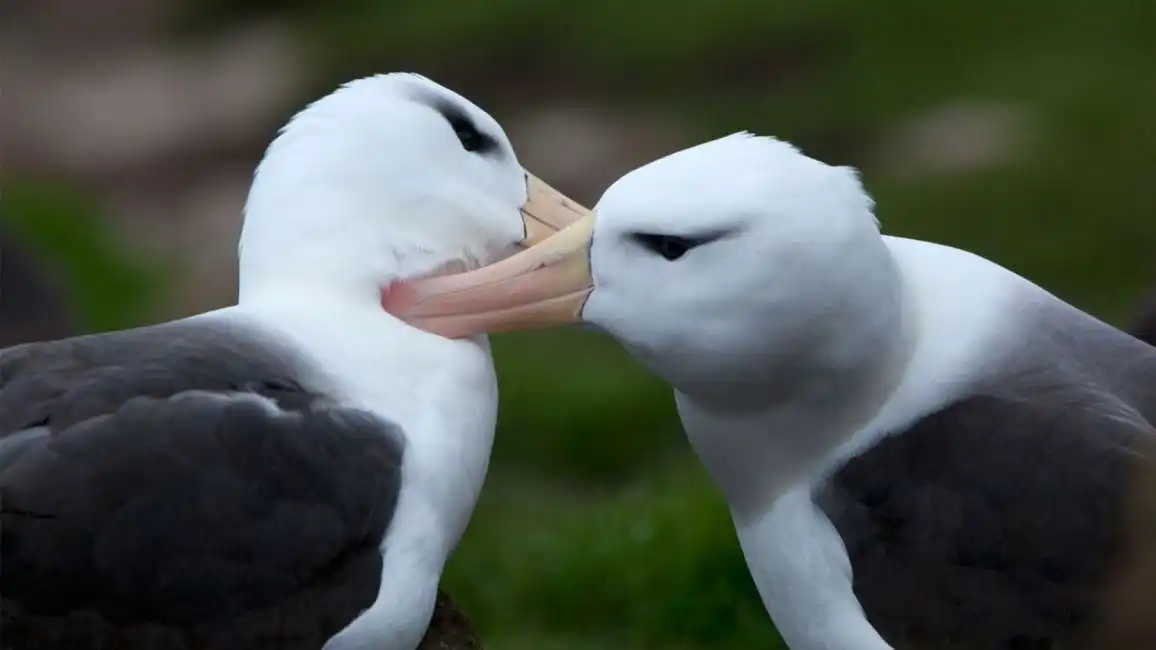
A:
582 132 1051 649
205 72 525 650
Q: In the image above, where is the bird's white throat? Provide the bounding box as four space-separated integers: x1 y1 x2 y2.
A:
672 245 917 523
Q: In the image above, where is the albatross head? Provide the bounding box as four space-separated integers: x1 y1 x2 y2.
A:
384 132 902 404
238 73 586 302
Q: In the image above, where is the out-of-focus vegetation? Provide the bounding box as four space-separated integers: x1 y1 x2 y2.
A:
5 1 1155 648
3 183 162 332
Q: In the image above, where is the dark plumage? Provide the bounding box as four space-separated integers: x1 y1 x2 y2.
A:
0 321 480 649
820 397 1141 648
817 302 1156 649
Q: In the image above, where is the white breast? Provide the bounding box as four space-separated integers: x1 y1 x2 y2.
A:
227 298 498 650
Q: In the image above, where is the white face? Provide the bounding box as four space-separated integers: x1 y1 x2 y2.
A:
582 134 887 394
380 133 893 405
240 73 533 290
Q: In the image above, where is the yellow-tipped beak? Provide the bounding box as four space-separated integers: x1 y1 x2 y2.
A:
520 173 589 247
384 213 596 339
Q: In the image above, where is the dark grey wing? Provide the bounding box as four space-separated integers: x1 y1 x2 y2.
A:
0 320 318 434
819 396 1147 649
817 312 1156 650
0 321 404 650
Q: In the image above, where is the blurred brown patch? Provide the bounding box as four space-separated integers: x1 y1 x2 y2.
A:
1076 432 1156 649
419 590 484 650
1080 287 1156 646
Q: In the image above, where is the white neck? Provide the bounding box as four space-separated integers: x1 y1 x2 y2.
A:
238 269 380 310
674 247 916 523
237 283 498 553
233 285 498 650
676 234 1041 524
236 210 451 307
672 236 1039 650
237 160 493 307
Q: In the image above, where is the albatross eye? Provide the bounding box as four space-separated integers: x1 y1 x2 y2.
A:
632 233 695 261
451 117 482 152
449 115 497 155
432 99 500 155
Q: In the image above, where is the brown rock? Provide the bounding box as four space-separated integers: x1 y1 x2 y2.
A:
419 590 484 650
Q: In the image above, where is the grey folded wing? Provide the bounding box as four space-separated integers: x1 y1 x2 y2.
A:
0 322 405 648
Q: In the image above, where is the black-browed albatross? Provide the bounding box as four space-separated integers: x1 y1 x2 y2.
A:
384 132 1156 649
0 72 585 650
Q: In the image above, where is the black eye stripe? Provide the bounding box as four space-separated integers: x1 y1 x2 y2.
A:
629 230 728 261
631 234 695 261
432 100 499 155
449 115 495 154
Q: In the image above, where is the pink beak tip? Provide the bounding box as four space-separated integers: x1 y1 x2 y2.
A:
380 281 418 316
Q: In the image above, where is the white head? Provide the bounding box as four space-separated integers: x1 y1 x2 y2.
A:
384 132 904 407
237 73 586 303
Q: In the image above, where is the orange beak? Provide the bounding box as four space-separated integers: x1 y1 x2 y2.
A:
519 172 588 247
384 209 597 339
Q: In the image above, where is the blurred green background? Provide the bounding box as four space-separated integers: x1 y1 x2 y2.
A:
3 1 1155 648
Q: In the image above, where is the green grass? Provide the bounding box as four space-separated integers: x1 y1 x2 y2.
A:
2 182 166 332
490 329 682 485
444 461 784 650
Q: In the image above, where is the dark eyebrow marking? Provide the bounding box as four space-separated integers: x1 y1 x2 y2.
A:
428 97 500 156
686 229 733 246
656 229 734 247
